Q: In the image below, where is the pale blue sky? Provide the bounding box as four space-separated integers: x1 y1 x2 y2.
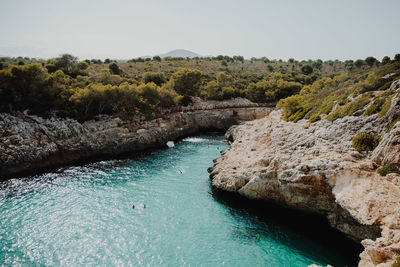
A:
0 0 399 60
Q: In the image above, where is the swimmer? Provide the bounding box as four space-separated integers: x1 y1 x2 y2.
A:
178 169 183 174
144 204 146 209
132 204 135 209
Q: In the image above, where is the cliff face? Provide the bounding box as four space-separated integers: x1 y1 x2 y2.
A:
0 106 270 179
209 86 400 266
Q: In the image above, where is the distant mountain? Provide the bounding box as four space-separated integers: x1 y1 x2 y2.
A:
157 49 201 58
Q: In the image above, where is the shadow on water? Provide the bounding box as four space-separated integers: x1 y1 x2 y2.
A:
211 187 363 266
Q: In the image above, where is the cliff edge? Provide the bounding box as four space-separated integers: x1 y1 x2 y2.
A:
0 103 270 179
209 83 400 266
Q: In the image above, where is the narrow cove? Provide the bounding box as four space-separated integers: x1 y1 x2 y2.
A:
0 134 362 266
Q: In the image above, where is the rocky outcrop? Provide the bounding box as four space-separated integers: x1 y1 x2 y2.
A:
209 108 400 266
0 106 270 179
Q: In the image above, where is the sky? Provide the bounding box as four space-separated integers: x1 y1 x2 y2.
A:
0 0 399 60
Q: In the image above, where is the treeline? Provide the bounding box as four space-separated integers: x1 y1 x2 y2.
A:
0 53 399 121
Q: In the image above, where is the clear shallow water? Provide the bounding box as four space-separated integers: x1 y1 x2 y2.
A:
0 135 360 266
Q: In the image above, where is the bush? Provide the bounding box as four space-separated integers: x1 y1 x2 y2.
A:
352 133 381 152
109 63 120 75
301 65 313 75
378 96 393 118
393 258 400 267
308 114 321 122
377 163 400 176
354 72 383 93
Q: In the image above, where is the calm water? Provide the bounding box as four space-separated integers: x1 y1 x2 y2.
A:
0 135 360 266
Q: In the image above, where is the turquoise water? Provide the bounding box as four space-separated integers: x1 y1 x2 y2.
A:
0 135 360 266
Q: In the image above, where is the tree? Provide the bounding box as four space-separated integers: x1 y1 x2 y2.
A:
301 65 313 75
55 54 78 74
233 56 244 63
354 59 364 68
109 63 121 75
170 68 202 96
104 58 111 64
0 64 50 113
394 54 400 64
153 56 161 62
143 72 166 86
381 56 391 65
312 61 322 70
365 57 377 67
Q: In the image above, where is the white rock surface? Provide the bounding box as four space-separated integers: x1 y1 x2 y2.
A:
209 110 400 266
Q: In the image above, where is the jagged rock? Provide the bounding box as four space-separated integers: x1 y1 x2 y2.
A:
373 122 400 166
210 110 400 266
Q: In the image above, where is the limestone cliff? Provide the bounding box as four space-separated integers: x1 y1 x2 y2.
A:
209 83 400 266
0 106 270 179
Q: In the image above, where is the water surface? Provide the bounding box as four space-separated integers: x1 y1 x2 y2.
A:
0 135 361 266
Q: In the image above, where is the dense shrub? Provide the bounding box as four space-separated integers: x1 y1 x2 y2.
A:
352 133 381 152
109 63 121 75
354 73 384 93
377 163 400 176
277 74 350 122
326 94 371 121
143 72 166 86
392 258 400 267
378 96 393 118
246 72 301 103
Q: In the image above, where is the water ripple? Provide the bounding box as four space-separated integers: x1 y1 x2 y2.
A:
0 135 360 266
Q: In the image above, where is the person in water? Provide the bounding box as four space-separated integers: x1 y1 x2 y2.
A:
132 204 135 209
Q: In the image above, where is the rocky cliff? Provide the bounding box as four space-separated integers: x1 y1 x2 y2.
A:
209 82 400 266
0 105 270 179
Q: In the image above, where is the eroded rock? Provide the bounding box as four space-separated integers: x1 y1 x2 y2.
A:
210 110 400 266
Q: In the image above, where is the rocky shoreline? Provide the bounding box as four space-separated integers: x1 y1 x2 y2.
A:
0 98 270 179
208 83 400 266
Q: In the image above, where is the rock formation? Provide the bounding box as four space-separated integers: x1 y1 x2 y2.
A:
0 105 270 178
209 83 400 266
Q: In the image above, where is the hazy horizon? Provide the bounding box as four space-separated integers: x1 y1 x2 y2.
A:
1 0 399 61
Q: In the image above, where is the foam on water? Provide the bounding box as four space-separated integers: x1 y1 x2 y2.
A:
0 134 361 266
182 137 210 143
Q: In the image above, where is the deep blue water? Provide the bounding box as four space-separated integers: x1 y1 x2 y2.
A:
0 135 360 266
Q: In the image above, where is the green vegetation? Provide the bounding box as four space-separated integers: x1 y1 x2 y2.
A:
377 163 400 176
378 96 394 118
393 258 400 267
363 93 389 116
278 55 400 123
0 52 399 122
352 133 381 153
326 93 371 121
388 117 400 132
